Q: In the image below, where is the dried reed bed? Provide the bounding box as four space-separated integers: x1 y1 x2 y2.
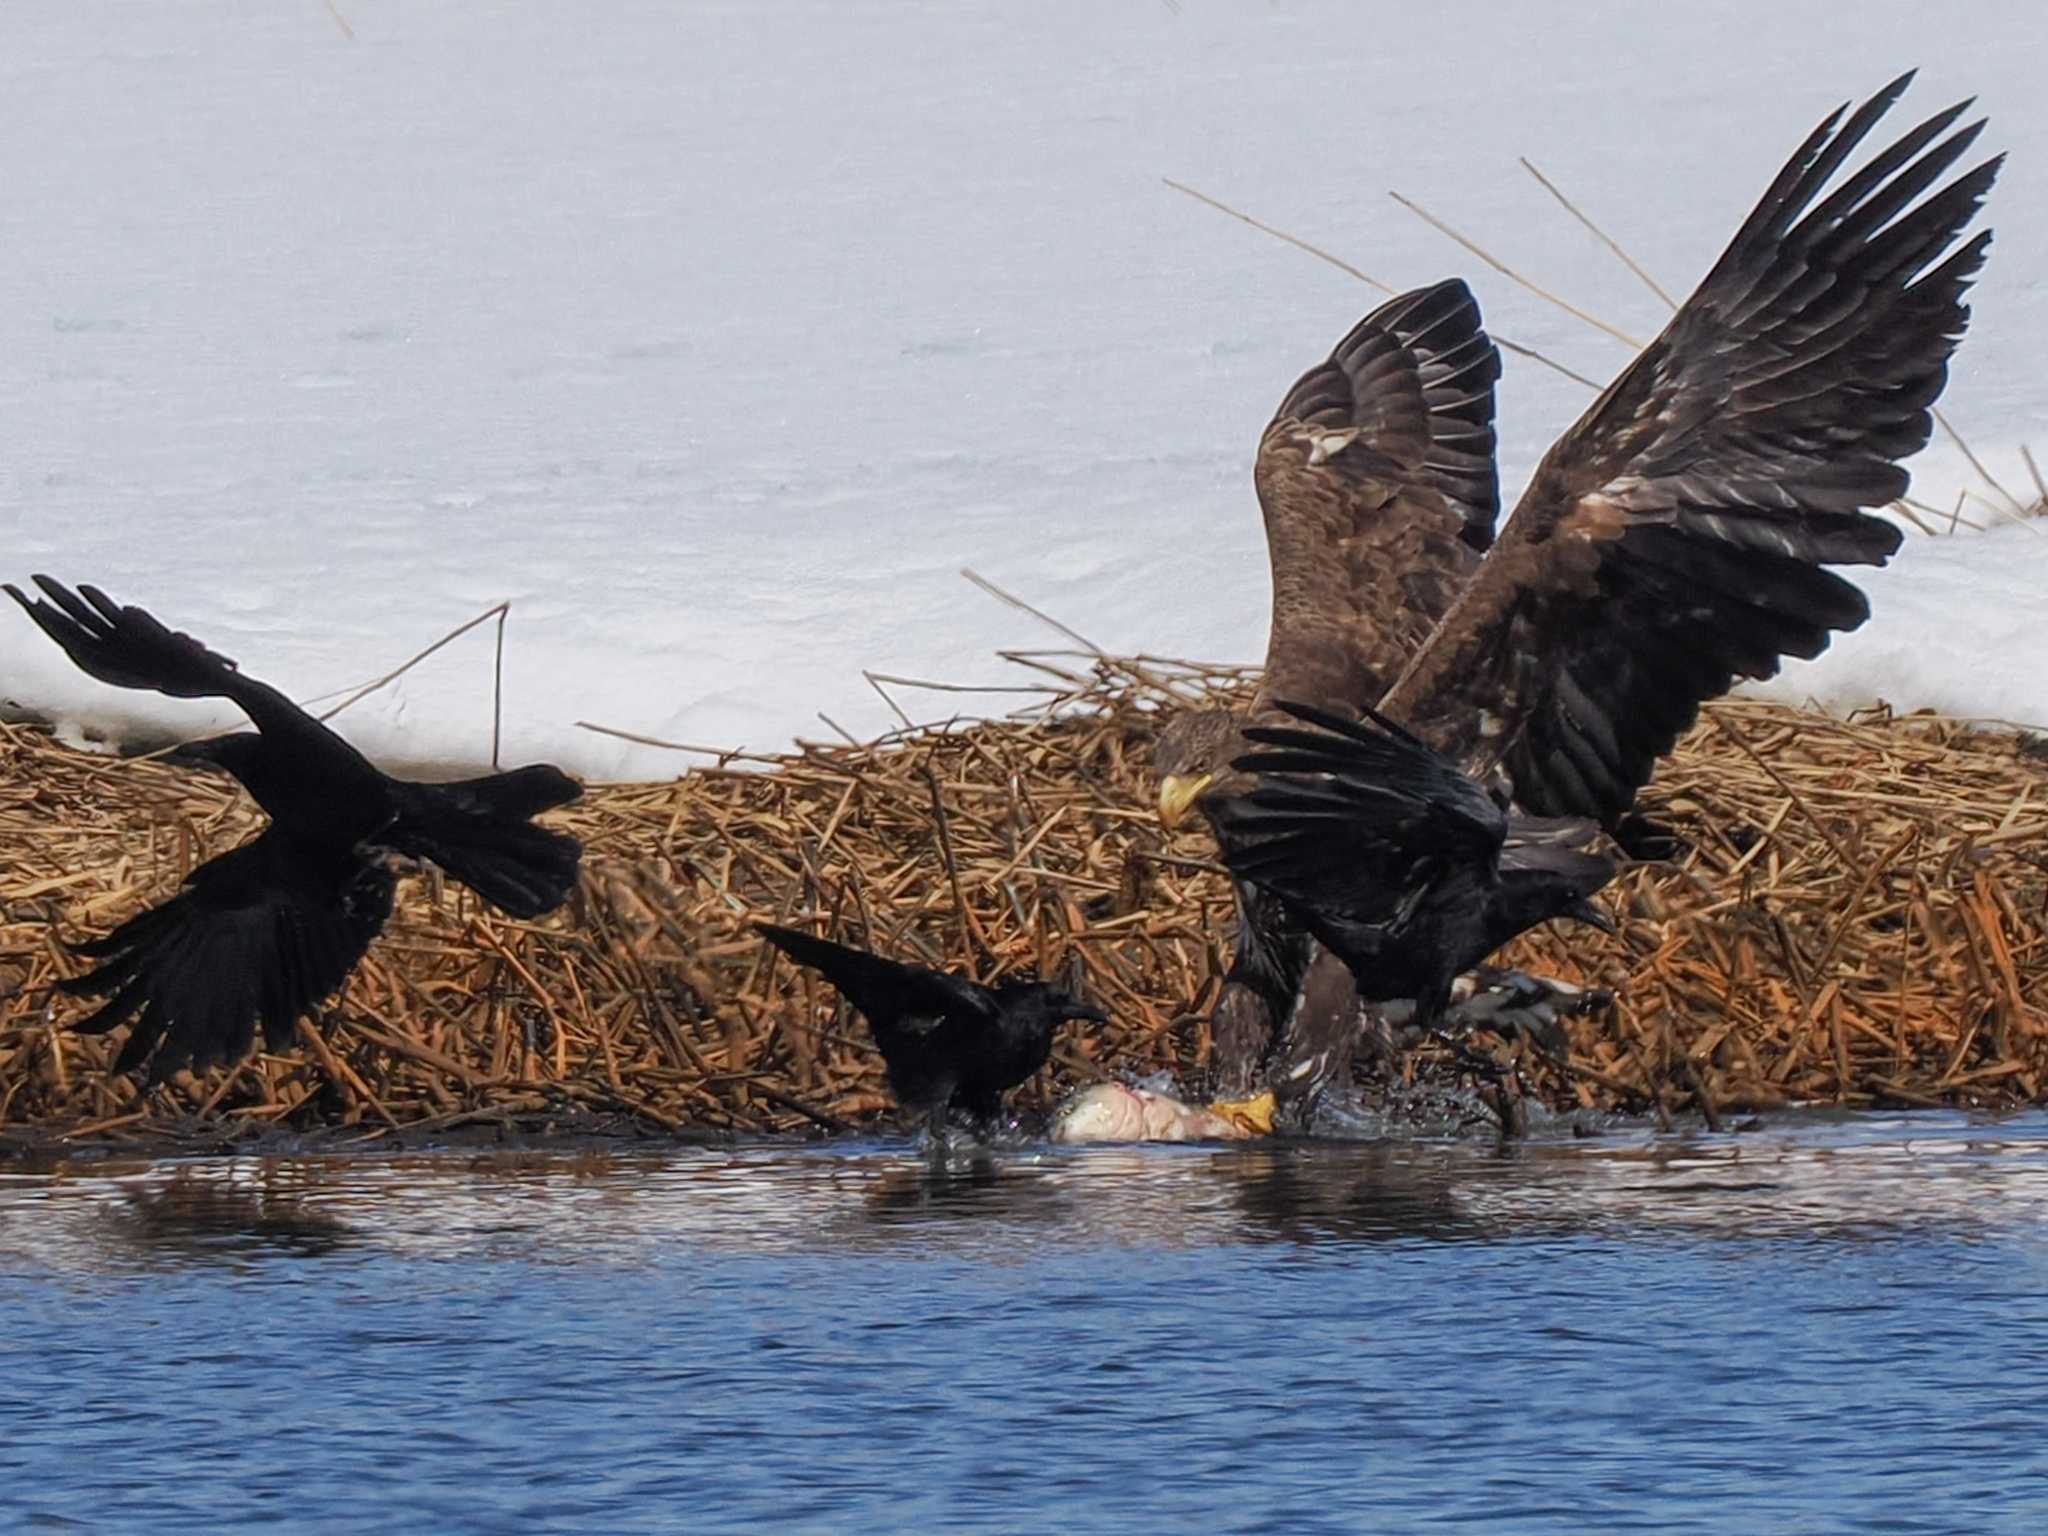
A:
2 658 2045 1151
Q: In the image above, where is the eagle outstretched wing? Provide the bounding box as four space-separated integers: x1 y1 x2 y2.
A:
1381 74 1999 821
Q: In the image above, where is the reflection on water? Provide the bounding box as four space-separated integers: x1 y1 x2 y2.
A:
15 1111 2047 1269
102 1173 358 1264
4 1112 2048 1533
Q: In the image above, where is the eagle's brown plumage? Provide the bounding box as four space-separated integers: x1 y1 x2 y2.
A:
1161 73 1999 1105
1155 278 1501 1096
1254 277 1502 719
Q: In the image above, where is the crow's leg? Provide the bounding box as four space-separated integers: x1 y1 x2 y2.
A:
921 1101 955 1166
1439 966 1613 1061
1418 985 1530 1140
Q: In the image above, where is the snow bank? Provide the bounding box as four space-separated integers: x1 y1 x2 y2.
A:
3 1 2044 779
1753 520 2048 728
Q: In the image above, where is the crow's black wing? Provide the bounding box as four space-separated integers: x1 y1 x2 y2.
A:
5 577 341 748
755 924 996 1030
1221 700 1506 923
60 829 396 1081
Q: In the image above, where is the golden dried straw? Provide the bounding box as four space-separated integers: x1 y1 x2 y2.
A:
2 655 2045 1152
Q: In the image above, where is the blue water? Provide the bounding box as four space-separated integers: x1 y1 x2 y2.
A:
4 1113 2048 1534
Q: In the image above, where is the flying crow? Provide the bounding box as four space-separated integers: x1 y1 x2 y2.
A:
7 577 583 1081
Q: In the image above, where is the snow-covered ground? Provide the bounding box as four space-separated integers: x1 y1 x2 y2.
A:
3 1 2044 779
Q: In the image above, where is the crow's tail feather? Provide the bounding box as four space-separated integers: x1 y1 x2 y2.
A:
388 769 583 918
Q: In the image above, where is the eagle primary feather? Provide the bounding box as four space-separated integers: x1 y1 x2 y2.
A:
1382 73 2000 823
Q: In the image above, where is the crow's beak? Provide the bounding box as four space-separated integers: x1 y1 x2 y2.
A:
1565 896 1617 935
1157 772 1214 832
1069 1001 1110 1026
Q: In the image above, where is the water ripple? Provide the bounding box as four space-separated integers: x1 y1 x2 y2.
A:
4 1111 2048 1532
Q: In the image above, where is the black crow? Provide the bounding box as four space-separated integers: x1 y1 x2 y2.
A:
7 577 583 1081
1219 701 1616 1037
755 922 1106 1135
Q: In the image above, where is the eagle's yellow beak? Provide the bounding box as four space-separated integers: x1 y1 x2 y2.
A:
1157 772 1214 832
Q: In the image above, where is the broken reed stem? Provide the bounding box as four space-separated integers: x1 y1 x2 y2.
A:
2020 446 2048 512
1935 407 2028 517
571 721 788 765
491 604 507 770
961 568 1108 656
1491 338 1604 393
1387 190 1647 349
1161 176 1396 293
317 600 512 725
1519 157 1680 310
1160 176 1604 392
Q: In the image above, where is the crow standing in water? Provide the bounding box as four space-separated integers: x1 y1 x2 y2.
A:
1219 701 1616 1043
755 923 1107 1136
7 578 584 1082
